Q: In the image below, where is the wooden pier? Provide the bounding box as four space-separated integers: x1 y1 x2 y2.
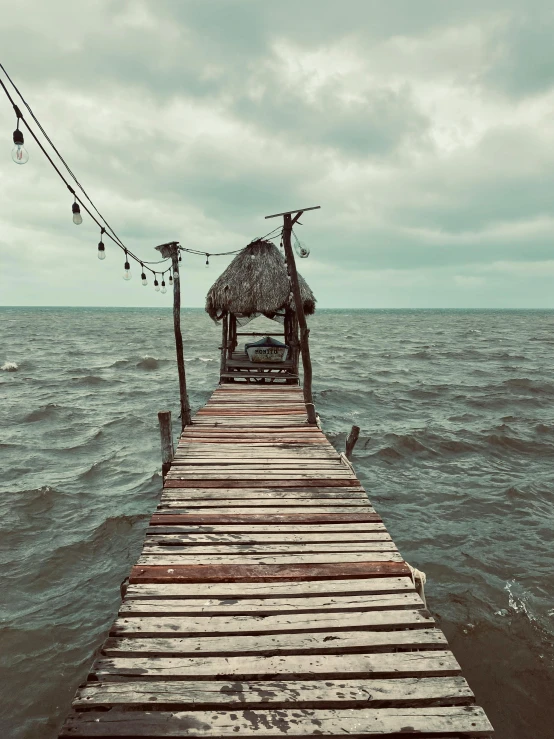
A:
59 384 493 737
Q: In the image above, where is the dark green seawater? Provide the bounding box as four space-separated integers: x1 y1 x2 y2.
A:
1 307 553 737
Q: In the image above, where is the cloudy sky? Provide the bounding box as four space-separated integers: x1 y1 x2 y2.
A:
1 0 553 308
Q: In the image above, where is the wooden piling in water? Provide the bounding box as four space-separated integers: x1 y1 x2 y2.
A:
345 424 360 460
58 384 494 738
158 410 174 481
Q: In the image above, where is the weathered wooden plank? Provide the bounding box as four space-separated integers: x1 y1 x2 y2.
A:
111 608 433 637
155 508 376 517
103 628 446 657
159 490 368 500
146 523 388 534
164 479 359 488
129 561 410 583
119 592 420 616
125 577 411 599
179 439 330 445
157 503 374 513
137 552 403 566
145 533 392 544
73 676 472 709
92 650 458 682
149 513 382 525
60 706 493 736
142 543 397 556
171 460 345 466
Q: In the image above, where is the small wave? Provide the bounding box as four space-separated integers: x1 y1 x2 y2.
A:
504 486 526 500
23 404 61 423
504 579 537 623
438 439 477 453
504 378 553 395
486 434 547 453
78 456 118 481
112 359 131 369
71 375 107 385
388 433 432 453
137 356 159 370
1 361 18 371
376 446 403 460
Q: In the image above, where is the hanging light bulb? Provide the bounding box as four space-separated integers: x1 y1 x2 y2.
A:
168 272 173 287
205 254 210 268
97 228 106 260
123 252 132 281
161 278 167 294
11 125 29 165
154 275 160 292
293 233 310 258
141 264 147 286
72 199 83 225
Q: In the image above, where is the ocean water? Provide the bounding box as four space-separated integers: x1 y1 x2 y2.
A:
0 306 553 738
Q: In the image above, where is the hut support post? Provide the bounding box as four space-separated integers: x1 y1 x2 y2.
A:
220 313 229 377
155 241 192 430
282 212 317 424
157 410 174 480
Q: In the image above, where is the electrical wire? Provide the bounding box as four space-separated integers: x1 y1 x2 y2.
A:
0 64 286 274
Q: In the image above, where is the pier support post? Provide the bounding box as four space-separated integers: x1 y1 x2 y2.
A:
155 241 192 430
345 424 360 460
158 410 174 481
281 212 317 424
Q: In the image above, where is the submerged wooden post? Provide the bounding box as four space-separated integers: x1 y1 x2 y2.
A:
346 424 360 460
266 207 320 424
158 410 174 480
155 241 192 430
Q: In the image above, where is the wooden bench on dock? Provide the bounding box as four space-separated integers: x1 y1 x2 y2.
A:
58 384 493 738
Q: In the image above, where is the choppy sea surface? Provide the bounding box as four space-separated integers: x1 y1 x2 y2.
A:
1 307 553 738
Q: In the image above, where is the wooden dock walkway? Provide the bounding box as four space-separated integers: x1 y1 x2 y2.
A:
59 384 493 737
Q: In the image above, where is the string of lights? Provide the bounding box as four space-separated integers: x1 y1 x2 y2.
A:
0 73 175 285
0 65 287 290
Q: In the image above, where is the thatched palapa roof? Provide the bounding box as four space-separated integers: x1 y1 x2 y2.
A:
205 239 316 321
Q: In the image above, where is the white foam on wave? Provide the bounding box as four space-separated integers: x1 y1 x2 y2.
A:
504 579 536 622
1 361 18 371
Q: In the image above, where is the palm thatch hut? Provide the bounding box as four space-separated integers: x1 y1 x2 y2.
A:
205 239 316 383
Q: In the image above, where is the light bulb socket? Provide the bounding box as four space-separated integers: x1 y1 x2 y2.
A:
124 261 130 270
168 274 173 282
98 241 105 252
13 129 24 146
141 272 146 281
154 279 159 286
161 280 166 287
72 202 81 215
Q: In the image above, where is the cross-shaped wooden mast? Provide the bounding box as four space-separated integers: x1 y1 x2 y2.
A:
155 241 192 429
265 206 320 424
